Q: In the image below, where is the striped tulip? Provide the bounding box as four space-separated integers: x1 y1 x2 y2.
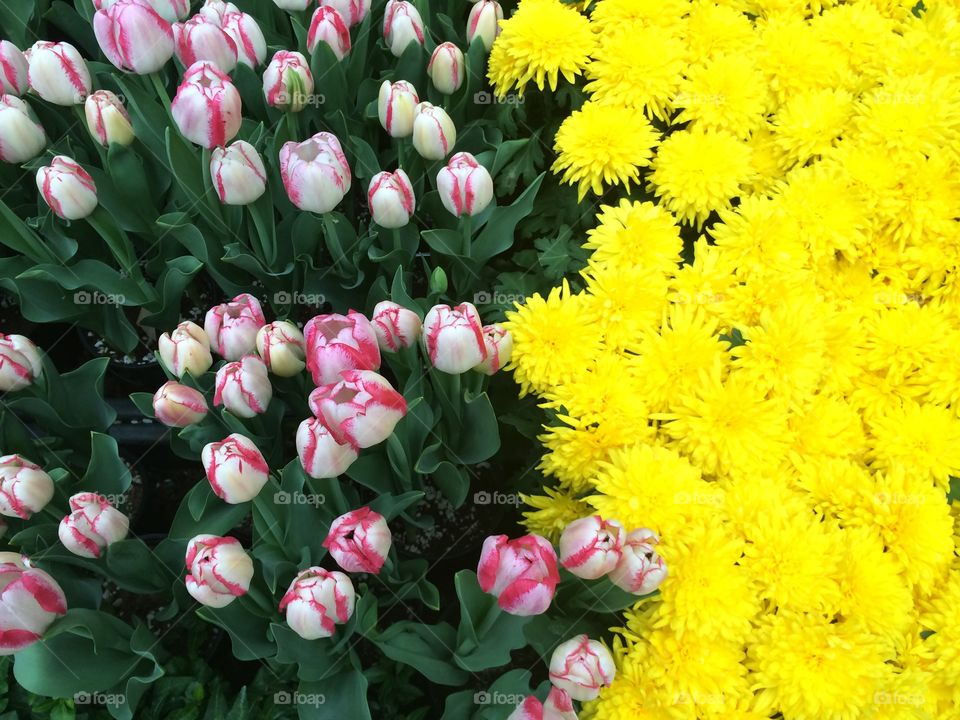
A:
428 42 464 95
474 324 512 375
467 0 502 51
318 0 369 26
0 456 54 520
279 132 351 214
304 310 380 386
377 80 418 138
222 11 266 68
158 320 213 378
0 334 42 392
36 156 98 220
296 416 358 479
173 14 238 72
422 302 486 374
210 140 267 205
383 0 424 57
197 0 238 25
307 370 407 449
412 102 456 160
262 50 314 112
608 528 668 595
279 567 354 639
201 433 269 503
25 41 90 106
371 301 421 352
94 0 175 74
548 635 616 702
152 381 209 427
84 90 134 147
437 152 493 217
214 355 272 418
323 506 391 574
477 534 559 616
0 553 66 655
307 6 351 60
506 689 577 720
58 492 129 559
0 42 28 96
256 321 306 377
171 60 241 149
367 169 415 229
204 293 265 360
558 515 625 580
142 0 190 22
184 534 253 607
0 96 46 163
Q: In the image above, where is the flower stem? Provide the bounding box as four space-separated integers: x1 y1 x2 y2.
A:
149 72 172 119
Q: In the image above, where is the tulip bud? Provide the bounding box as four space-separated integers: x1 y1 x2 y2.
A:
474 324 512 375
383 0 424 57
296 417 359 478
307 6 351 59
428 42 464 95
214 355 272 418
25 41 90 106
279 567 355 639
437 151 493 217
263 50 314 112
185 534 253 607
422 302 487 374
210 140 266 205
304 310 380 386
204 293 265 360
222 12 266 67
153 381 209 427
158 320 213 378
0 553 67 655
558 515 625 580
58 492 129 559
371 300 421 352
173 15 238 72
377 80 419 138
84 90 134 147
198 0 238 25
477 534 559 616
256 321 306 377
172 60 242 149
147 0 190 21
0 333 42 392
94 0 175 75
201 433 268 503
412 102 456 160
279 132 351 214
320 0 370 26
549 635 616 702
272 0 310 11
323 507 392 574
0 455 54 520
467 0 502 51
0 42 28 96
0 95 46 163
506 689 577 720
608 528 667 595
36 156 98 221
367 169 415 229
308 370 407 448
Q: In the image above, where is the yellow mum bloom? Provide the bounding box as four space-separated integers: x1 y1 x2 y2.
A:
772 87 855 164
684 0 757 61
583 200 683 275
673 53 770 137
588 0 690 34
582 263 669 351
520 486 593 542
539 419 647 492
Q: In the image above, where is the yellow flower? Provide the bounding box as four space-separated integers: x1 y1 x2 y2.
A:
582 263 669 351
521 486 592 542
588 0 690 35
583 200 683 275
539 420 642 493
673 53 770 137
772 87 855 164
684 0 757 61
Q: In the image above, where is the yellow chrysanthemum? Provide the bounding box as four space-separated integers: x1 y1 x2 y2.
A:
539 419 645 492
673 53 770 137
583 200 683 275
588 0 690 35
582 263 669 350
684 0 757 61
772 87 855 164
867 401 960 492
520 486 593 542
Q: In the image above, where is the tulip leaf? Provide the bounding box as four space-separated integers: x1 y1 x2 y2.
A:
374 621 469 686
431 461 470 508
104 540 169 594
471 172 545 265
421 229 462 257
454 392 500 464
196 605 277 662
298 671 372 720
0 0 33 48
271 624 342 680
80 432 132 496
169 482 250 540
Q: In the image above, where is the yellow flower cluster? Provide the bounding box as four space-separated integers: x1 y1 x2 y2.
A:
498 1 960 718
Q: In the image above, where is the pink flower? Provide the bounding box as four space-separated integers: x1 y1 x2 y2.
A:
377 80 419 138
477 534 559 616
474 324 513 375
307 6 351 59
25 41 90 106
279 567 355 639
367 169 415 229
437 152 493 217
0 41 28 96
173 14 237 72
222 11 266 67
184 534 253 607
204 293 266 360
411 102 456 160
558 515 625 580
427 42 464 95
296 416 358 479
0 333 42 392
467 0 503 51
84 90 134 147
158 320 213 378
58 492 129 559
608 528 667 595
422 302 487 374
279 132 351 214
94 0 175 75
263 50 314 112
171 60 242 149
197 0 238 25
210 140 267 205
153 380 209 427
548 635 616 702
371 300 421 352
322 506 391 574
201 433 269 503
304 310 380 386
0 96 47 163
36 156 98 220
506 688 578 720
256 321 306 377
0 553 66 655
383 0 424 57
214 355 272 418
318 0 369 26
308 370 407 449
0 455 54 520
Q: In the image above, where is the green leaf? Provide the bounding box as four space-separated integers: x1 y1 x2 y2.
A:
297 671 371 720
196 603 276 662
104 540 169 594
374 622 468 686
81 432 132 496
453 571 531 672
455 392 500 464
169 482 250 540
471 173 545 264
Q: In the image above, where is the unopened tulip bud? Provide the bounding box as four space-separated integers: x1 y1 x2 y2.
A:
0 553 66 655
158 320 213 377
84 90 134 147
304 310 380 385
214 355 272 418
198 0 238 25
319 0 369 26
256 321 306 377
474 324 512 375
383 0 424 57
437 152 493 217
323 507 391 574
308 370 407 448
467 0 502 51
0 333 42 391
172 60 242 149
608 528 667 595
478 534 559 616
36 156 98 220
428 42 464 95
153 381 208 427
506 689 577 720
368 169 414 229
222 11 266 67
210 140 266 205
372 301 421 352
412 102 456 160
25 41 90 106
307 6 351 60
58 492 129 559
202 433 268 503
94 0 175 74
173 15 238 72
559 515 624 580
279 567 354 639
296 417 358 478
422 302 486 374
263 50 314 112
204 293 265 360
377 80 419 138
279 132 351 214
0 95 46 163
0 42 28 96
0 455 54 520
185 534 253 607
549 635 616 702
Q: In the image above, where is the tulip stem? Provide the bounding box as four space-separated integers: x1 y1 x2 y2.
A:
149 72 172 119
396 138 406 169
460 214 473 257
242 584 277 616
285 111 298 142
200 147 223 222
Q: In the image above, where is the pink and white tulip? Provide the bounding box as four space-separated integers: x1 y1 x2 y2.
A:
0 96 46 163
308 370 407 449
153 381 209 427
184 534 253 607
558 515 624 580
0 456 54 520
506 689 578 720
477 534 560 616
437 152 493 217
0 553 66 655
84 90 134 147
198 0 238 25
214 355 272 418
467 0 502 51
548 635 616 702
319 0 369 26
204 293 266 360
272 0 310 11
222 11 266 67
279 567 355 639
256 321 306 377
0 334 42 392
608 528 667 595
145 0 190 22
0 42 28 96
367 169 415 229
201 433 269 503
307 6 351 59
422 302 487 374
428 42 464 95
94 0 175 74
296 417 358 478
173 15 238 72
279 132 351 214
36 156 98 220
263 50 314 112
474 324 512 375
210 140 267 205
303 310 380 386
171 60 241 149
372 301 421 352
323 507 391 574
158 320 213 378
383 0 424 57
412 102 456 160
58 492 129 559
25 41 90 106
378 80 419 138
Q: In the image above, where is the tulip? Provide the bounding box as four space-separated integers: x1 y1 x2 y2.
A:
24 41 90 106
272 0 310 11
0 333 42 392
198 0 238 25
308 370 407 448
296 417 359 478
146 0 190 22
36 156 98 220
467 0 502 51
0 456 54 520
474 324 512 375
84 90 134 147
319 0 369 26
263 50 314 112
506 689 578 720
184 534 253 607
158 320 213 377
383 0 424 58
210 140 267 205
608 528 667 595
437 152 493 217
477 534 559 616
171 60 242 149
279 132 351 214
307 6 351 59
222 11 266 68
204 293 265 360
322 507 392 574
548 635 616 702
214 355 272 418
0 553 66 655
371 300 421 352
378 80 418 138
256 321 306 377
0 42 28 96
303 310 380 386
367 169 415 229
279 567 355 639
428 42 464 96
0 96 46 163
422 302 487 374
412 102 456 160
58 492 129 559
558 515 624 580
153 381 209 427
201 433 269 503
173 15 238 72
94 0 175 75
